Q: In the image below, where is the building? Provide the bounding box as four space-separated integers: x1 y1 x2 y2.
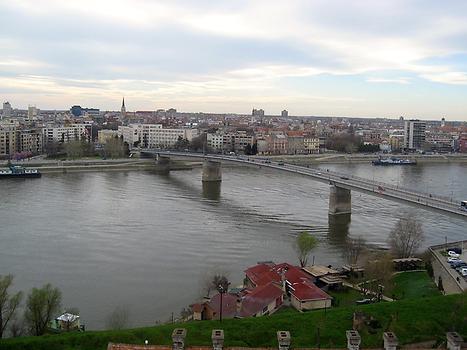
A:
244 262 332 312
18 129 43 155
2 101 12 119
459 135 467 153
118 124 198 149
70 105 100 117
98 129 119 144
304 135 320 154
27 105 38 120
0 126 17 157
403 120 426 151
281 110 288 118
252 108 265 117
43 124 89 144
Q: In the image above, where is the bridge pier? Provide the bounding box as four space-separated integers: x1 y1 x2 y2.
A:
155 154 171 174
329 184 351 215
202 160 222 182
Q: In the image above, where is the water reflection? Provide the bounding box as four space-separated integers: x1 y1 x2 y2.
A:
202 181 221 201
327 213 351 250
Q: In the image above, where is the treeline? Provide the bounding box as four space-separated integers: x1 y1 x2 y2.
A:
326 133 380 153
45 135 129 159
0 276 66 338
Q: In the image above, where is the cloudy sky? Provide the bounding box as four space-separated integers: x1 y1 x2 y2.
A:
1 0 467 120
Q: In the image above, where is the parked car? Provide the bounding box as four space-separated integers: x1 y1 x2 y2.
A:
447 247 462 254
448 251 460 258
356 298 373 305
448 257 460 262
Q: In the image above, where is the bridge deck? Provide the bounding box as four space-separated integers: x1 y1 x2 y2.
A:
148 151 467 218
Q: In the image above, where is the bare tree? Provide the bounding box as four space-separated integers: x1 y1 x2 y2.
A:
8 317 25 338
24 283 62 336
344 236 367 266
294 231 318 267
201 272 230 298
363 252 394 298
388 216 424 258
105 306 130 330
0 274 23 338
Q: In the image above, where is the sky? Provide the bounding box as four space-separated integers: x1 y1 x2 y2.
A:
1 0 467 120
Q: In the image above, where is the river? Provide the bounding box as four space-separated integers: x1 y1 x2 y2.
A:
0 162 466 329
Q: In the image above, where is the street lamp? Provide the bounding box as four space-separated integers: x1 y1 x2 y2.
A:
217 282 230 322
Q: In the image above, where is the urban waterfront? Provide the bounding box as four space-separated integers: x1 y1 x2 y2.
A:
0 162 466 330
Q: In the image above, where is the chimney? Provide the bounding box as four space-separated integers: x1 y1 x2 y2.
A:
346 330 361 350
212 329 224 350
447 332 463 350
383 332 398 350
172 328 187 350
277 330 291 350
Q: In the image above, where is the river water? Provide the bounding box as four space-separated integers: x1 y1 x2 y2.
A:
0 162 466 329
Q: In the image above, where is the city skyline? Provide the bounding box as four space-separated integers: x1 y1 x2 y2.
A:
1 1 467 120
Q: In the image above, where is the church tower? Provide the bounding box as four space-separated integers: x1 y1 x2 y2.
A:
121 97 126 118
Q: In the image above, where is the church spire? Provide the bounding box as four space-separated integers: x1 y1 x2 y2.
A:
121 97 126 117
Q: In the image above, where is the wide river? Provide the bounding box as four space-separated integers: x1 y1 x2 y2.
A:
0 162 466 329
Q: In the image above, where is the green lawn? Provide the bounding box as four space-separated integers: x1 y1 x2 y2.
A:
1 294 465 350
329 287 364 307
392 271 441 300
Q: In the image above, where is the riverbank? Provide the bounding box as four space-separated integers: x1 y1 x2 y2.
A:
266 153 467 165
1 294 465 349
0 158 197 173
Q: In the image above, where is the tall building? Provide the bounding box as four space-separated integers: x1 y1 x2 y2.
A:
121 97 126 118
403 119 426 151
28 105 38 120
2 101 12 118
281 110 288 118
252 108 265 117
0 126 17 156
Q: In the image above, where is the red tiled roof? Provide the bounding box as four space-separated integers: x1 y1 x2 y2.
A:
245 263 278 286
290 281 331 301
273 263 313 285
190 303 204 313
240 282 283 317
207 293 238 319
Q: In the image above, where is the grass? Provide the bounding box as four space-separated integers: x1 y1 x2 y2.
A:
329 287 364 307
392 271 441 300
0 294 465 350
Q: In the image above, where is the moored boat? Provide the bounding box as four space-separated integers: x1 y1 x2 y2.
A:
372 157 417 166
0 163 41 178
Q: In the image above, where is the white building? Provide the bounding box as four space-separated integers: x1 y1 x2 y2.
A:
404 120 426 151
43 124 88 144
118 124 198 149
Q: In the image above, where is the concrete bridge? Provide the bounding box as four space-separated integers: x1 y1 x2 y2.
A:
143 150 467 218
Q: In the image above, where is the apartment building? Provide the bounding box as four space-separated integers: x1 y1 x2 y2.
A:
404 120 426 151
18 129 43 154
118 124 198 149
0 126 17 157
43 124 88 144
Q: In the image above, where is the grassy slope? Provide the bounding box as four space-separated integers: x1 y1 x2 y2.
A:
1 294 465 350
392 271 441 300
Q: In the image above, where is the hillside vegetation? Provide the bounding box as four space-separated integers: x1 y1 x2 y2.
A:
0 293 466 350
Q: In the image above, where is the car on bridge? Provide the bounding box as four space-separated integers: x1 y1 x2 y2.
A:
340 176 349 180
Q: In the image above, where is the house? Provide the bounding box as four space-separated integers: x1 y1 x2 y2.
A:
50 312 81 332
244 262 332 312
289 281 332 311
303 265 343 291
240 282 283 317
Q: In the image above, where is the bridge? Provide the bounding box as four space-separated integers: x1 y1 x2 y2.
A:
142 150 467 218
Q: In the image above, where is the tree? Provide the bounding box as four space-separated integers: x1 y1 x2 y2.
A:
363 252 394 298
0 275 23 338
190 133 207 152
64 140 84 159
251 142 258 155
344 236 367 266
24 283 62 336
388 216 424 258
104 136 127 159
174 136 190 150
105 306 130 330
244 143 252 155
294 232 318 267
